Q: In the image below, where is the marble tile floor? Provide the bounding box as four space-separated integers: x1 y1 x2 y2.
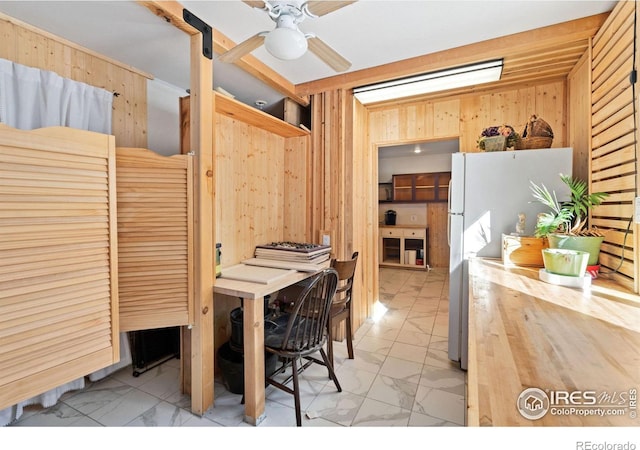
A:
8 267 465 428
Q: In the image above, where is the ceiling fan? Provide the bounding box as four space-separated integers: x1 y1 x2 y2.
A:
218 1 356 72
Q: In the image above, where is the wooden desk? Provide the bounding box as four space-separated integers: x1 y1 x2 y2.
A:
467 258 640 426
213 269 317 425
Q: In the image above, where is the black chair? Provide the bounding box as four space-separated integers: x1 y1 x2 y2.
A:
263 268 341 426
327 251 359 368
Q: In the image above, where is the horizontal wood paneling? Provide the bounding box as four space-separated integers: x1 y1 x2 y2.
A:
590 0 637 291
116 147 193 331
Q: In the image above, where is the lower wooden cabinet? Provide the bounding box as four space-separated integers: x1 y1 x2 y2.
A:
380 227 429 269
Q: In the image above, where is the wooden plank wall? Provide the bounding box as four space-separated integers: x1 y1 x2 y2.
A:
0 12 149 148
367 82 567 152
310 81 569 330
567 51 592 185
310 89 373 332
352 98 377 325
365 81 566 269
212 113 309 354
590 0 637 291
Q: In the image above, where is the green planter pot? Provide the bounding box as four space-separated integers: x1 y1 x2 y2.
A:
547 234 604 266
542 248 589 277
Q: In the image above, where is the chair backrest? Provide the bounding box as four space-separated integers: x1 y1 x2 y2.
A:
330 251 359 307
275 268 338 354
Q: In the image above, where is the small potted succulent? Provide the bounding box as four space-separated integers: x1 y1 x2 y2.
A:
530 174 609 273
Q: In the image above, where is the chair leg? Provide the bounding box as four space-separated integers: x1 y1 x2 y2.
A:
291 356 302 427
345 315 354 359
319 348 342 393
326 318 334 373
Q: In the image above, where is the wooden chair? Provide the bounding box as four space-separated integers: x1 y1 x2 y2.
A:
327 251 359 368
263 268 341 426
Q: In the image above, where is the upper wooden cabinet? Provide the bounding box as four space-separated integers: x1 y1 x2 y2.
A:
392 172 451 203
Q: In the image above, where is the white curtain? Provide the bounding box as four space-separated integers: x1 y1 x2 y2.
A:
0 58 113 131
0 58 128 426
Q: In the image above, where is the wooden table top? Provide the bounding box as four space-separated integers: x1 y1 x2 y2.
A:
213 268 315 299
467 258 640 426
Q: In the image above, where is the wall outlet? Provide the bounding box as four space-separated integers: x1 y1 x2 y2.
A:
322 234 331 246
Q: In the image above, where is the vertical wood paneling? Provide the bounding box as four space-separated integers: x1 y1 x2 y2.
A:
342 80 570 327
309 89 372 331
0 13 149 148
212 114 307 359
568 50 591 183
426 203 449 267
352 98 376 326
590 0 637 291
283 135 311 242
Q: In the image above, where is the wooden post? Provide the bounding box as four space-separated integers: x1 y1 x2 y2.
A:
189 29 215 415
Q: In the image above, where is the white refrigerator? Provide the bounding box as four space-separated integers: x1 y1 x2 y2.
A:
447 148 573 369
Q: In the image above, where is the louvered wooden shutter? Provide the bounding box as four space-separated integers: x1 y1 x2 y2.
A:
0 125 119 410
115 148 193 331
590 0 637 290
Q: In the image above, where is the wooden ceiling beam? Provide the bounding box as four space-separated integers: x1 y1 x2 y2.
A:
136 1 309 107
137 0 197 35
295 13 610 96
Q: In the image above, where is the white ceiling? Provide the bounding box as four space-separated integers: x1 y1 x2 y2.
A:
379 139 459 159
0 0 617 110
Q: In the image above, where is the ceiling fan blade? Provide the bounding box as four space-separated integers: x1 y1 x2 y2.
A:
304 1 357 17
217 33 266 63
307 36 351 72
242 1 267 9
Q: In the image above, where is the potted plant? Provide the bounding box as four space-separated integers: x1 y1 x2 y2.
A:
530 174 609 269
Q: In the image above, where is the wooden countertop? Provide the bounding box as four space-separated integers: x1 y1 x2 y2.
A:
467 258 640 426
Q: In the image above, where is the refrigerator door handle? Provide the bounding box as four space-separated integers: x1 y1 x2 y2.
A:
447 179 452 212
447 212 451 246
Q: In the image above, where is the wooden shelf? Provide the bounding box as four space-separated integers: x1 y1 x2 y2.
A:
215 93 310 138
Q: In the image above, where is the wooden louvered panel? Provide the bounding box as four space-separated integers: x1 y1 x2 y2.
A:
0 124 118 411
590 1 637 291
116 147 193 332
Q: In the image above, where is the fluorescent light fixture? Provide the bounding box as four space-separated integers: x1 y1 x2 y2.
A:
353 59 503 104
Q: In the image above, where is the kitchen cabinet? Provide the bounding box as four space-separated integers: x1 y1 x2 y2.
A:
379 226 429 269
391 172 450 203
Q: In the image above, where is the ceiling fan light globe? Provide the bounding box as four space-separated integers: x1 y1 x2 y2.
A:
264 27 308 60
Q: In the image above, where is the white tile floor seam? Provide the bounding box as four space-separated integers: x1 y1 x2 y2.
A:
7 267 466 428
